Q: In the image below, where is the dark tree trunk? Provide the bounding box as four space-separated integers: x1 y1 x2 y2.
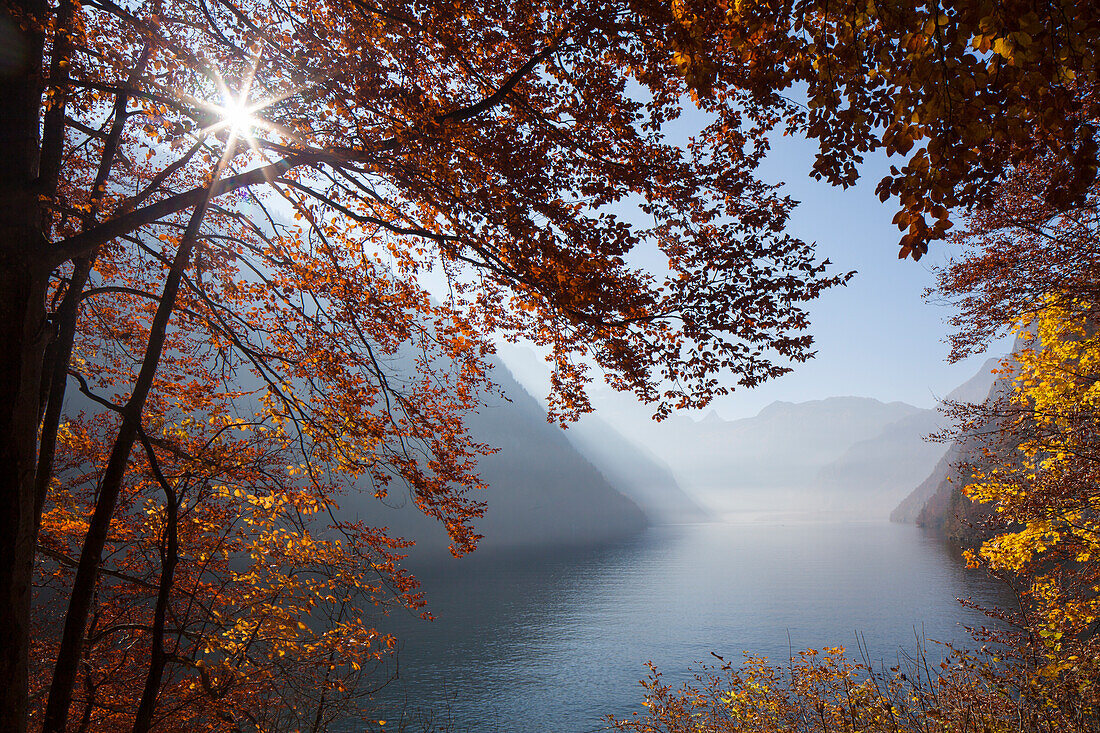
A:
131 430 179 733
0 0 49 730
43 192 211 733
0 262 50 733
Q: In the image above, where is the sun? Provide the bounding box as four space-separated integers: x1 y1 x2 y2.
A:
214 94 260 138
183 51 307 174
193 53 275 143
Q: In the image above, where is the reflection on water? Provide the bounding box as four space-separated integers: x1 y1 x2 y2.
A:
366 521 1014 733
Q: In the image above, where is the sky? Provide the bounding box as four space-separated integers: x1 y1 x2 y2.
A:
496 113 1014 421
695 131 1015 420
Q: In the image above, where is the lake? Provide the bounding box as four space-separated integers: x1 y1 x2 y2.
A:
367 521 1013 733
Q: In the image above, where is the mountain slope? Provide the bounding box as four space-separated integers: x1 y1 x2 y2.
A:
566 414 710 523
342 357 648 558
814 408 949 516
495 341 1002 521
890 357 1006 537
490 342 709 522
817 358 1002 518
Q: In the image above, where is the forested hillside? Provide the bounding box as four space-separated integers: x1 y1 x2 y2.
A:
890 358 1010 540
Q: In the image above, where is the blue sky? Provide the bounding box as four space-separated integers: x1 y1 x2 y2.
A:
689 129 1013 419
495 120 1013 421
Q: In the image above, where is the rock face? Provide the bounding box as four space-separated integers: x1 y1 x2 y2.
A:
889 438 988 541
343 357 648 558
910 380 1015 543
890 357 1010 543
889 446 953 524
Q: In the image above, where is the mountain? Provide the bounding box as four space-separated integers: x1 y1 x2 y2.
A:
907 365 1015 542
816 358 1002 518
888 358 1002 525
511 362 939 518
342 357 648 559
565 413 711 523
670 397 929 515
889 445 956 524
944 357 1003 405
493 342 1002 521
888 356 1008 537
563 395 924 517
490 342 709 522
813 409 949 516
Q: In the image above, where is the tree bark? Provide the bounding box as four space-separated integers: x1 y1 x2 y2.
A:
0 260 50 733
0 0 49 730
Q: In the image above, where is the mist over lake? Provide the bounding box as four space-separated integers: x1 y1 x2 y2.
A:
368 521 1014 733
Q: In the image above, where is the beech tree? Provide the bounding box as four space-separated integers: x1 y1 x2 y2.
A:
934 160 1100 361
0 0 850 729
664 0 1099 259
931 167 1100 723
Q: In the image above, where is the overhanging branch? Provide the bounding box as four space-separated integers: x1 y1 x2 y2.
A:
49 156 300 267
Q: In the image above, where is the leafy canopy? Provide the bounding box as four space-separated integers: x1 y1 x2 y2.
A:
656 0 1099 259
7 0 858 728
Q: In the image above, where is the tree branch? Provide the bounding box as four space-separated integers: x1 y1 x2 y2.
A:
50 157 299 267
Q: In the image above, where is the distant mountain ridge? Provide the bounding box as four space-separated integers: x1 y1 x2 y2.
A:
577 393 938 518
664 397 923 509
495 342 1003 521
814 409 951 516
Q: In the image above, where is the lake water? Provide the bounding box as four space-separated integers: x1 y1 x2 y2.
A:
367 521 1013 733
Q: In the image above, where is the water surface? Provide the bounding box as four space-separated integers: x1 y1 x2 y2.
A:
370 521 1012 732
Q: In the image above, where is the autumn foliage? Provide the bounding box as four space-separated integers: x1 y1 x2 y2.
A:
660 0 1100 259
0 0 865 728
614 646 1070 733
943 180 1100 726
3 0 1100 729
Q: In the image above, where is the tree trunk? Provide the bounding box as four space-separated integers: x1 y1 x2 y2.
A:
0 0 49 729
131 430 179 733
43 192 212 732
0 263 50 733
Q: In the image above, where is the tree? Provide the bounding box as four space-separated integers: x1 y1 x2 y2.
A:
0 0 850 728
960 303 1100 714
655 0 1099 259
930 155 1100 362
932 174 1100 719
